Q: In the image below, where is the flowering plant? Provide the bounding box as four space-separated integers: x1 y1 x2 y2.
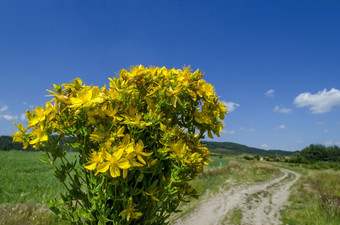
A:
13 66 227 224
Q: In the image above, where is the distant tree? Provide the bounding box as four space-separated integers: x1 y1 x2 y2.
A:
0 136 35 151
243 155 253 160
289 144 340 164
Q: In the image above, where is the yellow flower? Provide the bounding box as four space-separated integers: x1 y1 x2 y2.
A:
12 123 29 149
217 101 228 119
96 148 130 178
69 86 103 108
29 125 48 145
69 88 93 108
84 151 104 170
119 197 143 222
46 89 71 104
103 105 123 122
170 140 187 158
28 107 46 127
197 80 215 99
132 140 152 165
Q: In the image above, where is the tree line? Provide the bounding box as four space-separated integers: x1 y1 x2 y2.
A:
289 144 340 163
0 135 35 151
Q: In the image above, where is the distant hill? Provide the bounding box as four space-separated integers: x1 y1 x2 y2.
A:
1 135 296 156
202 141 297 156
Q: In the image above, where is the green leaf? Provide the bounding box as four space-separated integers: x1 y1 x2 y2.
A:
150 179 159 189
136 172 144 184
73 211 79 222
70 188 86 200
48 206 61 216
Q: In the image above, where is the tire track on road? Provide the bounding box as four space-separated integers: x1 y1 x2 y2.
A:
174 167 300 225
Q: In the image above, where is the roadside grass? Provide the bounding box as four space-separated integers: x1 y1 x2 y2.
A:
169 157 283 223
192 157 283 195
222 207 243 225
0 202 67 225
281 168 340 225
0 151 76 225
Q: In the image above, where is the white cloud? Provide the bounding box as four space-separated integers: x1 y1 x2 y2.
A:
21 113 26 121
0 104 20 121
323 129 328 133
261 144 270 150
265 89 275 98
225 101 240 113
222 129 235 135
240 127 256 132
317 121 325 126
0 114 18 121
294 88 340 113
296 140 304 144
276 124 286 130
0 105 9 113
273 106 292 114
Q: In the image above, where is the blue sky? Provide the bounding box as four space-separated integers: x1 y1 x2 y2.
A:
1 0 340 151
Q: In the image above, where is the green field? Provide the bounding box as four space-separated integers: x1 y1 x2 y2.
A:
1 151 340 224
0 151 72 225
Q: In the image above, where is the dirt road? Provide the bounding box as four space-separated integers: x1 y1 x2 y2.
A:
174 167 300 225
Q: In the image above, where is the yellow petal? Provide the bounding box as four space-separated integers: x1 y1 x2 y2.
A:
137 155 146 165
118 159 131 169
74 78 82 89
70 97 83 105
141 151 153 157
115 148 124 160
28 117 40 126
84 163 97 170
29 138 39 145
13 131 23 142
125 145 134 154
41 134 48 142
110 166 120 178
117 126 125 136
136 140 144 150
97 162 110 173
14 123 25 133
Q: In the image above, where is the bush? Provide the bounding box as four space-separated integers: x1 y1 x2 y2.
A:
13 66 227 224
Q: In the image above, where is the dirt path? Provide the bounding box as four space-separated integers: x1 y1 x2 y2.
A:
174 167 300 225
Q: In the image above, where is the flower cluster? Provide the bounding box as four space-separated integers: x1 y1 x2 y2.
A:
13 65 227 224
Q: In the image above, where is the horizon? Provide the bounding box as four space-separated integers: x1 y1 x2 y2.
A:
1 1 340 151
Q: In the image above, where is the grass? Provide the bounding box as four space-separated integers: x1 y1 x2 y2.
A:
0 151 75 225
0 151 69 203
281 168 340 225
192 157 283 194
222 207 243 225
0 202 67 225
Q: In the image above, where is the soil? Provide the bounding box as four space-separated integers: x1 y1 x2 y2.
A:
174 167 300 225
